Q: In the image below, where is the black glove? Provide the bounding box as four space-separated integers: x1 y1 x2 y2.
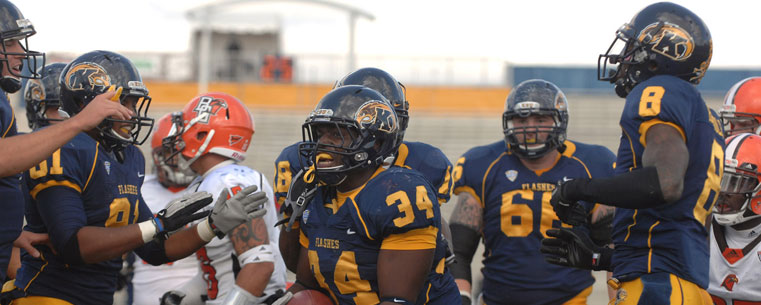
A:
550 179 589 226
159 290 186 305
276 168 318 231
540 227 612 271
154 192 213 240
589 209 614 247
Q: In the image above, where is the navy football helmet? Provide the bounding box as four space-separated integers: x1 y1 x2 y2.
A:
24 62 66 130
598 2 712 97
336 67 409 144
503 79 569 159
60 50 153 152
299 85 399 185
0 0 44 93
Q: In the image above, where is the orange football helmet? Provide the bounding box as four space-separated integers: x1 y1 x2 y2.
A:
720 77 761 137
162 92 254 171
714 133 761 225
151 113 196 187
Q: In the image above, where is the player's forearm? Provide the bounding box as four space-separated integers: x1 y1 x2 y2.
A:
236 262 274 296
163 225 207 261
0 119 85 177
76 225 144 264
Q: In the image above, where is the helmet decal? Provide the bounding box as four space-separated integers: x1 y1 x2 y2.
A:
26 79 43 101
193 96 228 124
63 62 111 92
355 100 397 133
638 22 694 61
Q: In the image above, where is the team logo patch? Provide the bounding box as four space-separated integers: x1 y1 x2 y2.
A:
505 170 518 182
26 79 44 101
355 101 397 133
63 62 111 92
721 274 739 291
193 96 228 124
229 135 243 146
104 161 111 175
302 209 310 224
638 22 694 61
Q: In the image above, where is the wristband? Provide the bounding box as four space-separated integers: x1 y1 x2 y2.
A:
138 220 158 244
197 218 216 242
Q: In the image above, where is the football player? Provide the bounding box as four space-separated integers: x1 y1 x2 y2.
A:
449 79 615 305
708 133 761 304
0 0 132 285
279 85 459 305
274 67 453 272
4 62 68 280
719 77 761 137
23 63 67 130
541 2 721 304
159 92 287 305
8 51 267 305
128 113 199 305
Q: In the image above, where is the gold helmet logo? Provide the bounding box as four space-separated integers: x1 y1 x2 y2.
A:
64 63 111 91
638 22 694 61
26 79 44 101
355 101 397 133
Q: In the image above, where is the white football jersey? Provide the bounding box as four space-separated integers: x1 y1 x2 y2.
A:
189 162 287 304
708 220 761 304
132 174 200 305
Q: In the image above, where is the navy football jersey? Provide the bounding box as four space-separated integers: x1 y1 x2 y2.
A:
453 140 615 305
611 75 724 288
15 133 155 305
274 141 453 206
299 166 459 305
0 91 23 281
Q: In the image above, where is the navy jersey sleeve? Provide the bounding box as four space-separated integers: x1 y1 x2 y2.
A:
622 75 700 145
352 169 441 249
452 143 503 206
400 142 453 204
273 142 303 206
33 185 87 251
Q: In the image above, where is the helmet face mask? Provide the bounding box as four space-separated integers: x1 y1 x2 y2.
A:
598 3 712 97
59 51 154 152
151 113 196 187
720 77 761 137
0 0 45 92
299 85 399 186
714 133 761 226
503 79 568 159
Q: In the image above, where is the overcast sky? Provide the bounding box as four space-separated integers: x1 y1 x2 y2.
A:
15 0 761 68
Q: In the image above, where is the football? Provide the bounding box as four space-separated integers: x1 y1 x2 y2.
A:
287 289 334 305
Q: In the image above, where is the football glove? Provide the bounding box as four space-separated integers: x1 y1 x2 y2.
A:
154 192 213 240
540 227 612 271
276 168 318 231
270 291 293 305
159 290 185 305
208 185 268 238
550 179 588 226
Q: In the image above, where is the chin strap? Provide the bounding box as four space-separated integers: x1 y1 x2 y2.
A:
0 77 21 93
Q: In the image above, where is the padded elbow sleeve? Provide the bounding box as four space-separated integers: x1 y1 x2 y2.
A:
60 231 85 265
449 223 480 282
573 167 666 209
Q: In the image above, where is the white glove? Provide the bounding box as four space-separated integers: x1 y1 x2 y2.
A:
208 184 268 238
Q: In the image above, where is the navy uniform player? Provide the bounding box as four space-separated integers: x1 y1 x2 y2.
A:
274 67 453 272
449 79 615 305
278 85 459 305
541 3 721 304
8 50 267 305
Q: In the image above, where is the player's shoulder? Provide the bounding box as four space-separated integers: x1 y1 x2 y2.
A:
460 140 508 167
400 141 451 169
564 140 614 159
629 75 702 107
203 162 266 189
364 166 430 194
60 132 98 154
276 142 301 161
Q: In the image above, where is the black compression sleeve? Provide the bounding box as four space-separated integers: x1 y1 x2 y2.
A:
566 166 666 209
449 223 480 283
60 230 85 265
